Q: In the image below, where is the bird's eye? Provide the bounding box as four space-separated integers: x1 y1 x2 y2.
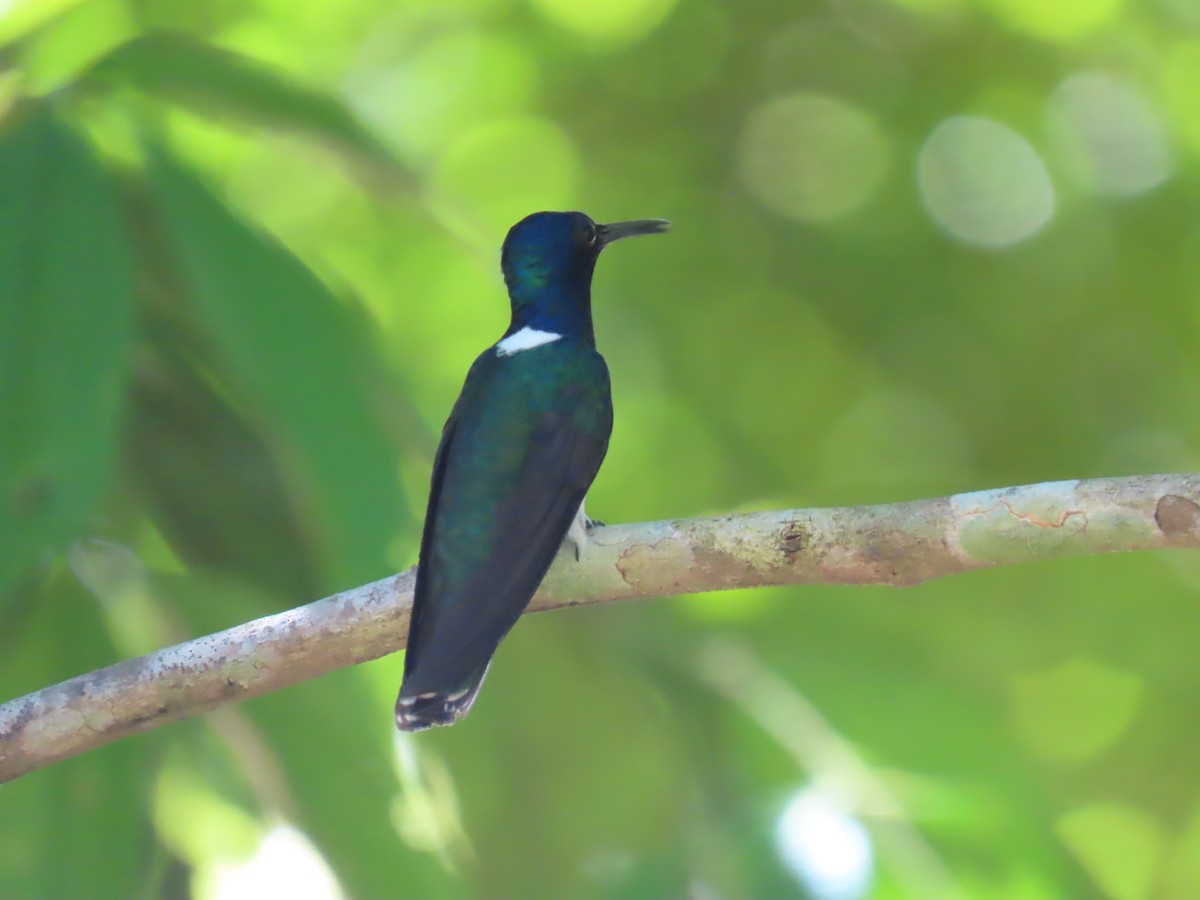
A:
585 226 599 246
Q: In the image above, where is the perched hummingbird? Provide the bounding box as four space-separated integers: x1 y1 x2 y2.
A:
395 211 669 731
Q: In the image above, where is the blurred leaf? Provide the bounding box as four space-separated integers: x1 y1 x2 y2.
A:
142 145 406 590
11 0 135 95
0 103 134 596
0 574 165 898
78 32 408 181
124 325 323 601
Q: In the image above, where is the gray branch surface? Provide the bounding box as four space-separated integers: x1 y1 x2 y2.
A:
3 474 1199 782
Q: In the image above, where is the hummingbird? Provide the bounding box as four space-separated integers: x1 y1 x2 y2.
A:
395 211 669 731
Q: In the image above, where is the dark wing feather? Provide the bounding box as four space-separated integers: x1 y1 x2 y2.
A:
399 410 458 682
429 404 607 667
397 352 611 730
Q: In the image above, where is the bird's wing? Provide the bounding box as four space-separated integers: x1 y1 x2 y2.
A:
398 353 611 726
451 400 606 647
400 408 458 680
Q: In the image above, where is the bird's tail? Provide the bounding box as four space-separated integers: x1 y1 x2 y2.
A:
395 662 491 732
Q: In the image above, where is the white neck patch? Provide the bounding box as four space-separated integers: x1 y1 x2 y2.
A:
495 326 563 357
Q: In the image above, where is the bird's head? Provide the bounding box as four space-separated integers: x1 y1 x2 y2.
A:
500 212 669 322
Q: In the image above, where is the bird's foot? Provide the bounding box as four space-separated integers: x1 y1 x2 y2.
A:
567 501 600 561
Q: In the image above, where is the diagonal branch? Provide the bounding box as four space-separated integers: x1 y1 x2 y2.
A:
2 473 1198 782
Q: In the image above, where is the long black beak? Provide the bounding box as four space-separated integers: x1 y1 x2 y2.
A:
598 218 671 247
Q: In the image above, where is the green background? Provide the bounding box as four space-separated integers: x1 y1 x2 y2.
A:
2 0 1200 896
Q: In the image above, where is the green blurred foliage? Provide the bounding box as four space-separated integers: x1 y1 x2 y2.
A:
1 0 1199 896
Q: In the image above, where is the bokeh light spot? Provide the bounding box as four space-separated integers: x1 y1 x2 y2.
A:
348 30 538 164
528 0 677 43
202 825 343 900
1056 805 1162 900
986 0 1123 42
776 789 874 900
1159 0 1200 29
1047 72 1169 197
917 116 1054 248
1009 658 1142 763
738 93 889 223
430 116 580 246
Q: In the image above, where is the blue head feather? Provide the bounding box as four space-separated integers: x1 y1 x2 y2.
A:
500 211 602 340
499 211 669 342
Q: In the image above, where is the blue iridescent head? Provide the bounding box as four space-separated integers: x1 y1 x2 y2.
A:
500 211 669 340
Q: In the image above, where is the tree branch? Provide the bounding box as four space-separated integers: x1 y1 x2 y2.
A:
2 473 1198 782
